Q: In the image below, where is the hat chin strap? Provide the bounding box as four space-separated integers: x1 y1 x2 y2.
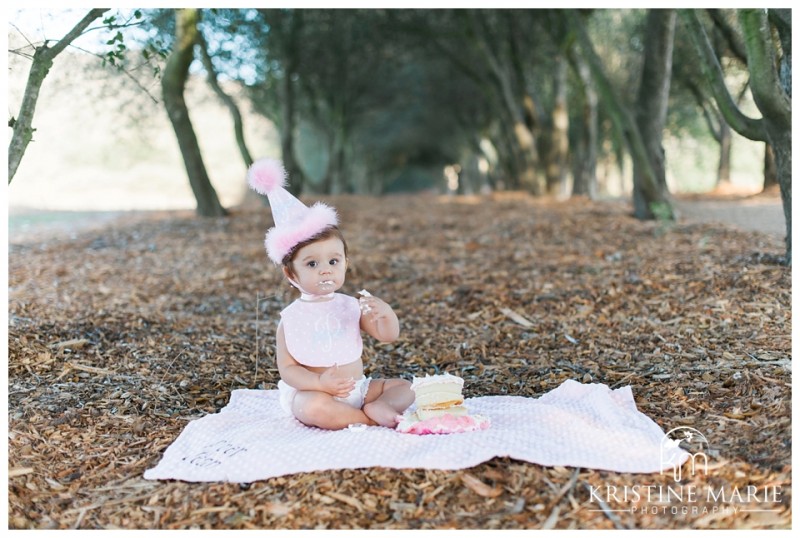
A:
287 277 335 301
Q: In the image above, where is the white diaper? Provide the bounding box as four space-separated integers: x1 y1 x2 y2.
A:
278 376 372 415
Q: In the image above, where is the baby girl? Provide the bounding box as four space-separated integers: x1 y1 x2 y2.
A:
248 158 413 430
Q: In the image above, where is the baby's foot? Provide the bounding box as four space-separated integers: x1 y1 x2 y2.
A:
363 401 401 428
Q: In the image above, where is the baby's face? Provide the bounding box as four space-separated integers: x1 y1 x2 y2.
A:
288 236 347 295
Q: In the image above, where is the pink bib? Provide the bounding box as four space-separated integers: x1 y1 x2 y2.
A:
280 293 363 367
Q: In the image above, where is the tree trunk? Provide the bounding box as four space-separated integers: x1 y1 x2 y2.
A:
763 144 777 190
632 9 677 220
769 9 791 98
767 9 791 262
279 67 304 196
511 121 543 194
161 9 226 217
569 45 598 198
767 127 791 264
492 126 519 190
197 29 253 170
544 54 570 195
278 9 306 196
466 11 543 194
740 9 791 263
494 61 541 194
688 81 732 187
685 9 791 263
8 9 107 183
326 124 349 194
567 10 674 218
716 121 732 186
697 9 791 262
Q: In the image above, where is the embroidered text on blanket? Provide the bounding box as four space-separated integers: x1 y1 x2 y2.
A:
182 440 248 469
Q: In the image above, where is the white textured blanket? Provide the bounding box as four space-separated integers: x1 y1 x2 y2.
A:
144 380 687 483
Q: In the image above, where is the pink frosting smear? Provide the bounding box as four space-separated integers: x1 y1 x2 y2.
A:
397 413 490 435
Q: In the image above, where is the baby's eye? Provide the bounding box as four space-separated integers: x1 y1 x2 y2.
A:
329 258 339 265
307 261 318 268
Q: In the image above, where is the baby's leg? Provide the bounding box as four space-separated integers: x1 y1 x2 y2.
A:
363 379 414 427
292 390 375 430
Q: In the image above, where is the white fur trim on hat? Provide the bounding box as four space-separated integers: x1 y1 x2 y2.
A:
264 202 338 264
248 158 339 265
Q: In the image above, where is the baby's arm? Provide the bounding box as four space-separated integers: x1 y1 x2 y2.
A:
276 323 354 398
358 294 400 342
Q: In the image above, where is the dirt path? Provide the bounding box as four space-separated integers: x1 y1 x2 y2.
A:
674 191 785 237
9 192 786 245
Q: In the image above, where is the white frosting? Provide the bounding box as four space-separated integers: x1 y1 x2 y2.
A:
410 373 464 391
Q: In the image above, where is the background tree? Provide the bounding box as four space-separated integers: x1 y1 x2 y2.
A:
247 9 309 195
12 8 779 228
294 10 409 194
161 8 226 217
353 11 494 194
567 43 598 198
567 9 675 220
706 8 781 193
464 10 545 194
670 9 764 193
632 9 677 220
197 24 253 169
8 9 108 183
683 9 791 263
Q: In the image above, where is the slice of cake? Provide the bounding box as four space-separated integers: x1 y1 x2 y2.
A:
411 373 464 410
396 373 490 434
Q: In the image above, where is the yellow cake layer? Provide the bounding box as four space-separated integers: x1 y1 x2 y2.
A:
414 390 464 409
414 405 468 421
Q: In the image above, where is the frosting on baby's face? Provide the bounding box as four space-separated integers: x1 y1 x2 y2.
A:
286 236 347 298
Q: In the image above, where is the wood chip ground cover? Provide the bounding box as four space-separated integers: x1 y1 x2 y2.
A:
7 194 791 529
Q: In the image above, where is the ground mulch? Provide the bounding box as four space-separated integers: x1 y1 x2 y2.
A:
7 193 791 529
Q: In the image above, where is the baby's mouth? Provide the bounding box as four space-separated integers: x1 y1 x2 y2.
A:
319 280 335 288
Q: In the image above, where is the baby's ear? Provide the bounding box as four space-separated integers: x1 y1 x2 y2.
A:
282 266 294 280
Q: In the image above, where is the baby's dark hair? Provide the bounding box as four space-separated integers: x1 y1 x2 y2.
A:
281 226 348 276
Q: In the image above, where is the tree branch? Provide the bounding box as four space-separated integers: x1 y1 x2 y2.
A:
681 9 765 141
706 9 748 63
686 80 722 141
739 9 791 130
197 25 253 166
8 8 109 182
45 9 109 59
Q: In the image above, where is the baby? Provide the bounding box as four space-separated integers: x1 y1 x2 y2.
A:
248 159 413 430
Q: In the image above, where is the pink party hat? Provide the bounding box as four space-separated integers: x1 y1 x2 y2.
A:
247 158 338 264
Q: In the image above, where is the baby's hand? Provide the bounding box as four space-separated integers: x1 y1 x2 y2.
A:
319 365 355 398
358 290 400 342
358 292 392 322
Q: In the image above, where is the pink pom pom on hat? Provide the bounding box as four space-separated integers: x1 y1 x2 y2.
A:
247 158 339 265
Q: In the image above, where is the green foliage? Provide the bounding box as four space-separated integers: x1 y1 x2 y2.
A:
118 8 769 196
99 9 168 79
649 199 676 237
649 200 674 222
587 9 647 105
